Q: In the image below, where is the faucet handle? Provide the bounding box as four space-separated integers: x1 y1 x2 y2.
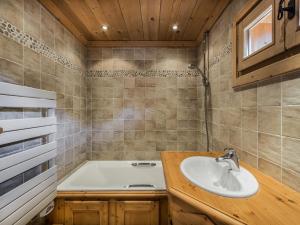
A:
223 148 238 158
224 147 235 153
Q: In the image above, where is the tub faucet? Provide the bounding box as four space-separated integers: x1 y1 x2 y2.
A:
215 148 240 171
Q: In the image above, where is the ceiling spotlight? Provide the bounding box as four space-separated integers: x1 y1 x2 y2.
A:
101 25 108 31
172 24 178 31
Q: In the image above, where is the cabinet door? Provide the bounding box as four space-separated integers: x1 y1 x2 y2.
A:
286 0 300 48
237 0 285 71
116 201 159 225
169 196 220 225
65 201 108 225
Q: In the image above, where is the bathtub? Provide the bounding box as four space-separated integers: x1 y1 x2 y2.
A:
57 160 166 191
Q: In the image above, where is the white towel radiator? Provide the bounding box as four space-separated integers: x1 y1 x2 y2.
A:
0 82 57 225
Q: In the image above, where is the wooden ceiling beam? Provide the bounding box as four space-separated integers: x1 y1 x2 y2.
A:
87 40 198 48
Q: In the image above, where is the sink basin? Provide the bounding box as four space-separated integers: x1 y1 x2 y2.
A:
180 156 259 198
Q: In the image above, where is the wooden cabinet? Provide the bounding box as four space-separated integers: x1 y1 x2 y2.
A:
65 201 109 225
169 195 227 225
286 0 300 48
233 0 300 87
116 201 159 225
48 192 169 225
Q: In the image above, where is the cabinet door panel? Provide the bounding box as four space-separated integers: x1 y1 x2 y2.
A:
116 201 159 225
65 201 108 225
285 0 300 48
169 195 227 225
237 0 285 71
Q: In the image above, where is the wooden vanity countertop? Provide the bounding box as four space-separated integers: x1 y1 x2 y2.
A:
161 151 300 225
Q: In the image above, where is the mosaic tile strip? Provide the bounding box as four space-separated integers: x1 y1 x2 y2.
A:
86 70 201 78
0 17 82 72
209 41 232 69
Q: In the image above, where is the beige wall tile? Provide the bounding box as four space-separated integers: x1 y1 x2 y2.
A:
0 0 23 28
87 48 101 60
0 36 23 64
257 79 281 106
258 158 281 181
24 68 40 88
282 169 300 192
258 106 281 135
242 129 257 156
24 48 40 71
242 87 257 107
282 75 300 105
258 133 281 164
282 106 300 139
41 56 55 75
242 107 257 131
24 0 40 39
0 58 23 85
229 128 241 148
241 151 257 168
282 137 300 173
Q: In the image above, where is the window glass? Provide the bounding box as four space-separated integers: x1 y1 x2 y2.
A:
244 5 272 58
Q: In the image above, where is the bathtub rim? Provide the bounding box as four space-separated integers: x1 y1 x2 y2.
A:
57 160 167 193
56 189 168 199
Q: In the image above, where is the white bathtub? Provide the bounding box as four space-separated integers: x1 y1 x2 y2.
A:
57 161 166 191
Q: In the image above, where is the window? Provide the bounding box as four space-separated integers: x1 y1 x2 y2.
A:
243 5 272 58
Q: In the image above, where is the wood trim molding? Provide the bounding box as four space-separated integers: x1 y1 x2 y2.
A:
86 40 199 48
233 52 300 87
56 190 168 198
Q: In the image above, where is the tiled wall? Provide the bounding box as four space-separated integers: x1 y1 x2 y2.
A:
197 0 300 192
86 48 203 160
0 0 88 180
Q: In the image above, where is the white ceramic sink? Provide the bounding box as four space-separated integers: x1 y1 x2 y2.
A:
180 156 259 198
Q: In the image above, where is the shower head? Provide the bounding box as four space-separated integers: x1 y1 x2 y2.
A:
188 63 198 69
188 64 209 87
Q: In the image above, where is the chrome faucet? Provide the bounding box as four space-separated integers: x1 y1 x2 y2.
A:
215 148 240 171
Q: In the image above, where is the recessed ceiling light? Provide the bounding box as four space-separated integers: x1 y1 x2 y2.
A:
101 25 108 31
172 24 178 31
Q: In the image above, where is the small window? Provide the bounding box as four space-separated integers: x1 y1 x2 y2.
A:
243 5 272 58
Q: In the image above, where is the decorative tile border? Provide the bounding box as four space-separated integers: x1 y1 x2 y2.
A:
86 70 201 78
0 17 82 72
209 42 232 69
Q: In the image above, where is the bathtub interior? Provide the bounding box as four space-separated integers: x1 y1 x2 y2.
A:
57 161 166 191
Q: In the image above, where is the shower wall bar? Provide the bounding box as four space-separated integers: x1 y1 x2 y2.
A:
0 82 57 225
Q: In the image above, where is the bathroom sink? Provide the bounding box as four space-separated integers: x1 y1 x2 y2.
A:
180 156 259 198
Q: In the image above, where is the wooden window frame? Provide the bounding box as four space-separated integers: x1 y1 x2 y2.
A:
232 0 300 88
285 0 300 48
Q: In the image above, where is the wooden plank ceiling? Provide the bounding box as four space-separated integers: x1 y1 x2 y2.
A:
39 0 231 47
